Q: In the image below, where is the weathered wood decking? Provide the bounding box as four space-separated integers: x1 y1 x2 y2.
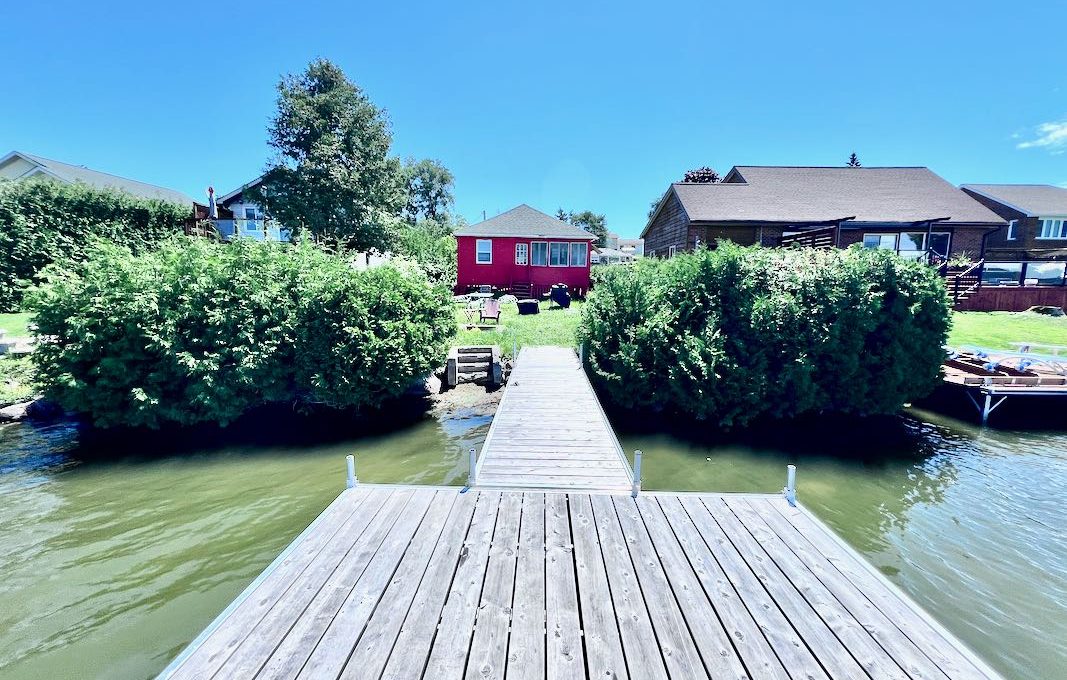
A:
160 485 1001 680
475 346 633 492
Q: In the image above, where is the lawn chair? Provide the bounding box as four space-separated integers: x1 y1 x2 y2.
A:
480 298 502 324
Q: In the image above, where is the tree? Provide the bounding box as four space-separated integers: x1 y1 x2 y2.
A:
557 209 608 247
402 158 454 223
847 152 862 167
682 166 720 183
253 58 406 251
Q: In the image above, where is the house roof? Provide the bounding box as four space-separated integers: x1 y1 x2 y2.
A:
643 166 1004 237
219 175 265 205
960 184 1067 217
455 204 596 240
0 150 195 205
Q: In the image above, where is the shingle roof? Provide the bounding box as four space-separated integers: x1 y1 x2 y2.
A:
5 151 195 205
648 166 1004 236
960 184 1067 217
456 204 596 239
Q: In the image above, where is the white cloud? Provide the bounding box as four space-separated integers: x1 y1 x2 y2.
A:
1017 119 1067 151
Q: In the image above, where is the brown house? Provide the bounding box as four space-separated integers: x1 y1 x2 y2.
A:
643 166 1005 263
960 184 1067 262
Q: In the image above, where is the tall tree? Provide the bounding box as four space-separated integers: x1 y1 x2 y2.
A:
682 166 721 183
402 158 454 223
557 208 608 247
253 58 405 250
847 152 862 167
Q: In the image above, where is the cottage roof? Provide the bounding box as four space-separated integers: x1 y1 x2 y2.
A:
644 166 1004 236
1 150 195 205
456 204 596 240
960 184 1067 217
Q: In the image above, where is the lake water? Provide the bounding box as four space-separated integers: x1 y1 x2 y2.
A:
0 405 1063 680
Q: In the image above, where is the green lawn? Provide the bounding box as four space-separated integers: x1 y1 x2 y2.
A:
949 311 1067 350
0 312 32 337
454 300 583 357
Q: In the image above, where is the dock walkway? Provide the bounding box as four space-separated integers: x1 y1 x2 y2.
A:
160 485 1001 680
474 346 632 492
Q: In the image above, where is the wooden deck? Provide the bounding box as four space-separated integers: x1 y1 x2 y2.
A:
475 346 633 493
160 485 1001 680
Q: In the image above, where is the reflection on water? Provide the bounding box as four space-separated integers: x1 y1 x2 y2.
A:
0 404 1064 680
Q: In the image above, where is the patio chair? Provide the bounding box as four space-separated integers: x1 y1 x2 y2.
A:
480 298 502 324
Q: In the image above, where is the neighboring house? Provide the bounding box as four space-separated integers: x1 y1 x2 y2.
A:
960 184 1067 263
454 204 595 297
215 175 288 241
643 166 1005 262
592 246 636 265
618 237 644 257
0 150 195 205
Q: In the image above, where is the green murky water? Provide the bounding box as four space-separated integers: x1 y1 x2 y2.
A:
0 405 1063 680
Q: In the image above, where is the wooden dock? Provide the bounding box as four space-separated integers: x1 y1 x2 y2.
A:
474 346 633 493
160 484 1002 680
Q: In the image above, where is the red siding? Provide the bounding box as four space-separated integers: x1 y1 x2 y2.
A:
455 235 592 296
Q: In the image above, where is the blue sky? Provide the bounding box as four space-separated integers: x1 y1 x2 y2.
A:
3 0 1065 237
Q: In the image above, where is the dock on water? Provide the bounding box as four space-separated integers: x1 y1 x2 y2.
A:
472 346 634 493
160 484 1002 680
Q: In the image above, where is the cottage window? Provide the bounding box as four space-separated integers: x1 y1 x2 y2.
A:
549 242 568 266
515 243 528 265
1037 218 1067 239
1007 220 1018 240
569 242 588 266
476 239 492 264
531 241 548 266
668 245 677 258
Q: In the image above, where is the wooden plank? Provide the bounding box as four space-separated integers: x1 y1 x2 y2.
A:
771 500 998 680
677 495 830 680
589 493 669 680
505 493 546 680
256 488 435 679
722 496 912 680
569 494 629 679
420 491 502 679
465 492 523 680
166 489 373 679
702 495 869 679
654 496 790 680
745 498 954 680
610 495 715 679
300 489 455 679
544 493 585 679
339 490 476 680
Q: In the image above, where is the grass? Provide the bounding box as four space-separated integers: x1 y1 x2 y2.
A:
0 312 32 337
0 356 37 407
949 311 1067 350
454 299 584 357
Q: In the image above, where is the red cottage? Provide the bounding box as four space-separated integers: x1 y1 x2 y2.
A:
454 204 595 297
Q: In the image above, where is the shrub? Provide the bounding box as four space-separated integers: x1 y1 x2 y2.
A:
25 237 454 428
579 243 950 428
394 218 457 285
0 356 37 407
0 179 190 311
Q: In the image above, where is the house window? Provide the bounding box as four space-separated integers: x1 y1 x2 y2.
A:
569 242 588 266
668 245 677 258
531 241 548 266
476 239 492 264
862 232 950 260
515 243 528 265
863 233 897 250
549 242 568 266
1037 218 1067 239
1007 220 1018 240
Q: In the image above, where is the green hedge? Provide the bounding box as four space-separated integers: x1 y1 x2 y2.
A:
25 237 455 428
578 243 950 428
0 179 190 311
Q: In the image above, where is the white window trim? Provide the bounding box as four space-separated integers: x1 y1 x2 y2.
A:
530 241 549 266
1036 217 1067 240
668 245 677 258
549 241 569 267
475 239 493 264
569 242 588 267
1006 219 1018 241
515 242 528 266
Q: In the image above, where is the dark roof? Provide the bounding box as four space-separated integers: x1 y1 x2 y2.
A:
219 175 265 205
644 166 1004 236
1 150 195 205
455 204 596 239
960 184 1067 217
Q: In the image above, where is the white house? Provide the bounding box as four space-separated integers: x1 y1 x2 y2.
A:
215 175 288 241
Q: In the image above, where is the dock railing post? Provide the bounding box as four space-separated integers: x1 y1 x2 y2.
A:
578 342 584 366
468 447 478 487
346 454 357 489
631 450 643 498
784 464 796 506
